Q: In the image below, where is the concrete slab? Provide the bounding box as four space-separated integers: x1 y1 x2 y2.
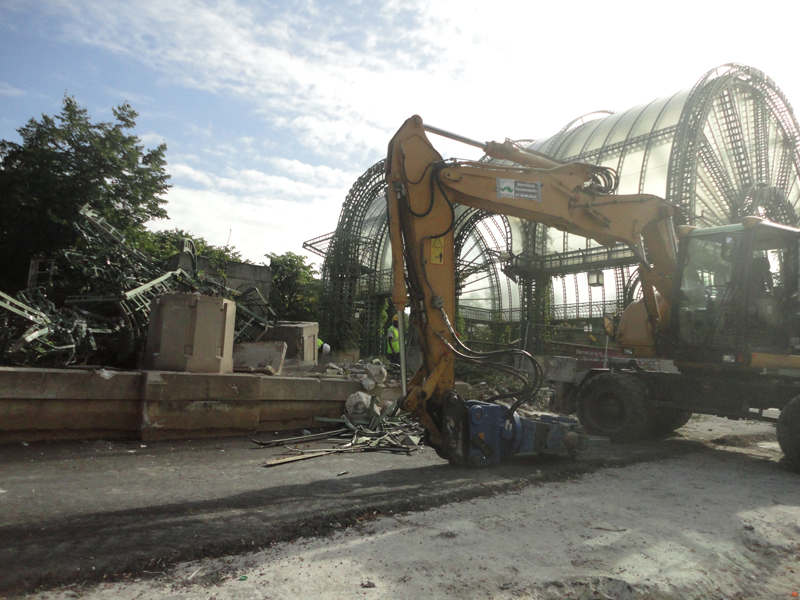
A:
0 368 357 443
233 341 287 374
262 322 318 363
0 367 142 400
0 368 142 441
318 378 368 401
258 376 319 401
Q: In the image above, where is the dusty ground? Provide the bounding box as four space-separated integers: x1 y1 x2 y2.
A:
3 416 800 599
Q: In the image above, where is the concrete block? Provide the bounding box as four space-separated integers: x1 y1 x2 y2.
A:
0 399 139 432
143 294 236 373
141 371 262 440
0 368 141 442
143 427 256 441
319 379 370 401
263 322 319 362
141 398 260 438
543 355 578 383
258 400 342 422
142 372 262 402
0 367 141 400
259 377 320 401
256 418 328 433
233 342 286 375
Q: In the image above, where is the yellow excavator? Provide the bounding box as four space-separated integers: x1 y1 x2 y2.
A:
386 115 800 466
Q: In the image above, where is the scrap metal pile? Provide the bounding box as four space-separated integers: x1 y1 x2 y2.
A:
0 204 273 368
254 399 424 468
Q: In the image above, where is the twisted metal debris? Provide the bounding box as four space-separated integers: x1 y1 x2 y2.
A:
254 409 425 468
0 204 274 368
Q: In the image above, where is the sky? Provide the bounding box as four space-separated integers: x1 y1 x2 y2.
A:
2 0 799 268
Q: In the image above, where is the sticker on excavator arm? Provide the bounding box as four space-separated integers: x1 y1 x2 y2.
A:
430 237 444 265
497 178 541 201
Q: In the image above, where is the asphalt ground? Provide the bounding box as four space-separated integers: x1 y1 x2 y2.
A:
0 416 782 597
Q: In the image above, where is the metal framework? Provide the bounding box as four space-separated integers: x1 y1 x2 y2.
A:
306 63 800 354
305 161 517 354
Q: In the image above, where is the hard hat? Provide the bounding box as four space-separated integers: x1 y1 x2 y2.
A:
322 343 331 355
392 315 399 322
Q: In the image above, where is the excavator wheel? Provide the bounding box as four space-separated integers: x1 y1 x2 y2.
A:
777 396 800 464
577 372 653 443
650 408 693 437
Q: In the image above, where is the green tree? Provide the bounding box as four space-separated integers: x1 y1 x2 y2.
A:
130 228 246 263
0 95 170 291
266 252 319 322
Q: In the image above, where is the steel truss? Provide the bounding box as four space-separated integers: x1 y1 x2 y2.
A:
307 64 800 354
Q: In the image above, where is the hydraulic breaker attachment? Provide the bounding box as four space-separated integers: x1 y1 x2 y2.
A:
442 393 607 467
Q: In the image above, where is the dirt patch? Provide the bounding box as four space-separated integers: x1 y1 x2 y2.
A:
711 434 755 447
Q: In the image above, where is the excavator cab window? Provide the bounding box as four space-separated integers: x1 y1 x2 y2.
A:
742 226 800 353
675 232 738 349
674 223 800 359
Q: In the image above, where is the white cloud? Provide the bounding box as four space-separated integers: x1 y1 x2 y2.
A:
33 0 800 268
139 132 167 147
259 157 358 188
156 160 358 264
43 0 800 168
0 83 25 97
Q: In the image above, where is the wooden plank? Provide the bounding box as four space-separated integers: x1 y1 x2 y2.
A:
263 450 339 467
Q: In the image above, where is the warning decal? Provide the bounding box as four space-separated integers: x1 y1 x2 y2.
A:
430 237 444 265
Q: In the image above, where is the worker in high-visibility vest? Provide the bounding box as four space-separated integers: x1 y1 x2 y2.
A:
317 338 330 360
386 315 401 365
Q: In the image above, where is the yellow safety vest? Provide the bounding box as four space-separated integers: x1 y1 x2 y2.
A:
387 325 400 353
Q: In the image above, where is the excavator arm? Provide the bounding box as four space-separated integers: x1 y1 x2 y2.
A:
386 115 679 465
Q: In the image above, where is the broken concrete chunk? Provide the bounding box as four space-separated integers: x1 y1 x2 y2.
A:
345 391 372 418
233 341 287 375
365 364 387 384
233 364 276 375
362 377 376 391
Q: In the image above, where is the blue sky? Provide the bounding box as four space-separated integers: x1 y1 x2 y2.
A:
2 0 799 266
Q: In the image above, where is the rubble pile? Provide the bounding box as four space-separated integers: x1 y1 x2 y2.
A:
254 397 424 467
0 205 274 368
310 359 401 387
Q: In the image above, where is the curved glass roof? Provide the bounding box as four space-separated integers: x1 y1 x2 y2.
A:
310 64 800 351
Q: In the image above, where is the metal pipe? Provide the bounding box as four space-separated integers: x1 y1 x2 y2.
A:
422 123 486 151
397 309 407 398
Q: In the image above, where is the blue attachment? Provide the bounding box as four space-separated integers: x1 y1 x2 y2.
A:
465 400 585 467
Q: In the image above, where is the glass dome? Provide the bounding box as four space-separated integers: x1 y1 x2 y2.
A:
306 64 800 354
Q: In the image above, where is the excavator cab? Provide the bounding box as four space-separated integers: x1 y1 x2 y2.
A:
671 219 800 366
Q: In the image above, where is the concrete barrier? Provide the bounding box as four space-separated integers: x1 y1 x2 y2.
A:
0 367 368 443
0 368 141 442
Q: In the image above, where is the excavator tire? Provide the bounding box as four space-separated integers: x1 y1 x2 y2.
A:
650 408 693 437
777 396 800 464
577 372 653 443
